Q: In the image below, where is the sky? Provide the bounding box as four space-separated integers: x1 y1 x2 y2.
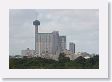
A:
9 9 99 55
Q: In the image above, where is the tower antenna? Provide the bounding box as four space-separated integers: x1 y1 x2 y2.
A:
35 12 39 20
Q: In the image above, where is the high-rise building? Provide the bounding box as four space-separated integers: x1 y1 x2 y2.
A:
36 33 53 56
59 36 66 52
33 20 61 57
52 31 61 55
69 42 75 53
21 19 77 60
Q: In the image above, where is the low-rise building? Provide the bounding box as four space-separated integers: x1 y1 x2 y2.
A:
64 51 91 60
21 48 35 58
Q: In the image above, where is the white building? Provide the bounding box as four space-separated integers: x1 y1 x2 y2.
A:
21 20 66 60
75 52 91 58
35 33 53 56
33 20 64 58
21 48 35 58
35 31 61 57
20 20 92 61
64 50 91 60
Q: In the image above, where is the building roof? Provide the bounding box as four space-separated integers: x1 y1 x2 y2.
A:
38 33 52 34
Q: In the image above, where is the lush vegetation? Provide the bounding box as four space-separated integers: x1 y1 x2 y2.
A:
9 53 99 69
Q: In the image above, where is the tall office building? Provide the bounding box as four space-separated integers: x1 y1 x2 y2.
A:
52 31 61 55
69 42 75 53
59 36 66 52
35 31 61 56
33 20 61 57
36 33 53 56
21 19 77 60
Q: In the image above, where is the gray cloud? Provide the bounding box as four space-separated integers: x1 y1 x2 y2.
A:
9 9 99 55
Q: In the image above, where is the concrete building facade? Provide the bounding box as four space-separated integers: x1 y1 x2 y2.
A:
69 42 75 53
33 20 62 57
21 20 78 60
20 19 92 60
59 36 66 52
35 31 61 57
21 48 35 57
36 33 53 56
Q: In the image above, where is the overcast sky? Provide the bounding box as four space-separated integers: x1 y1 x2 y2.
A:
9 9 99 55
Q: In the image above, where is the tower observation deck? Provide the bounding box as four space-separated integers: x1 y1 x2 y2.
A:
33 20 40 51
33 20 40 33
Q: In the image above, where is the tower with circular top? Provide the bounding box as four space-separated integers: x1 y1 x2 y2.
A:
33 20 40 52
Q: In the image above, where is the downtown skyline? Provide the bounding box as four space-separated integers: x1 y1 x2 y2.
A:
9 9 99 55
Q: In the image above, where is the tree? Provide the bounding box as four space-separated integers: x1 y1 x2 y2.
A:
9 54 99 69
74 56 86 64
58 53 70 63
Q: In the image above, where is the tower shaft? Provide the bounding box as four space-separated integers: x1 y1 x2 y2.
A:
33 20 40 54
35 25 38 51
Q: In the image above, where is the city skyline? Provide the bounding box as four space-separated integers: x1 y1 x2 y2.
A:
9 9 99 55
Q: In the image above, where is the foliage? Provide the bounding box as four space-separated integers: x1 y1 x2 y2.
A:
58 53 70 63
9 54 99 69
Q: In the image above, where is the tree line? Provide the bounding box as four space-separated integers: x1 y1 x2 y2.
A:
9 53 99 69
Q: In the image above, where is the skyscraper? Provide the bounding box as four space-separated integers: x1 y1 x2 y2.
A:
33 20 62 57
69 42 75 53
59 36 66 52
36 33 53 56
